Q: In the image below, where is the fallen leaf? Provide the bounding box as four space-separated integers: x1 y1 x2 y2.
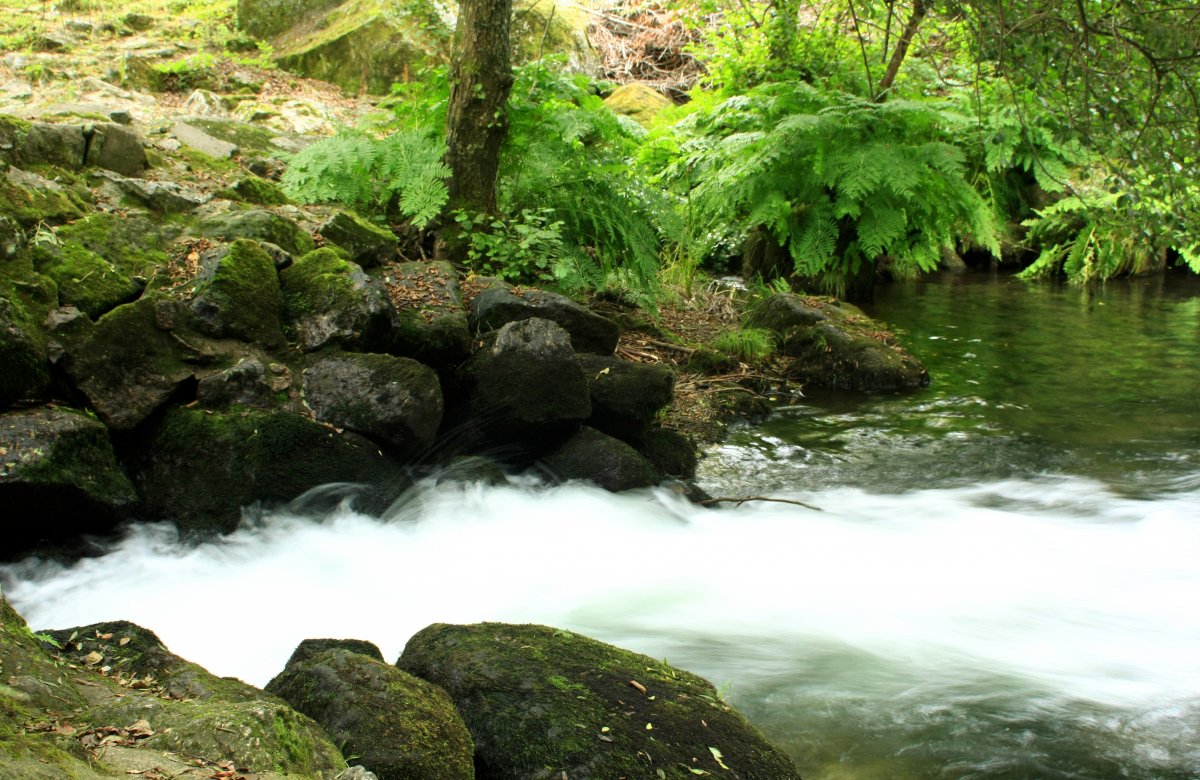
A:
119 637 131 646
82 651 103 665
708 747 729 770
629 680 647 695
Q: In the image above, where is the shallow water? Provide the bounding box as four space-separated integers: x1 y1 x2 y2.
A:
5 271 1200 779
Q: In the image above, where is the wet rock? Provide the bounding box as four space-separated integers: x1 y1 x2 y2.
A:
578 353 674 443
284 638 385 667
0 406 138 555
281 248 394 352
746 292 929 392
134 406 408 533
637 426 698 480
469 283 619 355
266 648 474 780
464 317 590 450
196 357 280 408
188 239 285 348
317 211 397 269
378 260 471 366
540 425 659 491
398 623 803 780
302 352 443 459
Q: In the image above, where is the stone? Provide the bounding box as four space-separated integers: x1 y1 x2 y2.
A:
540 425 659 491
134 406 408 533
604 83 673 127
302 352 443 458
746 292 929 392
469 284 620 355
464 317 591 450
0 297 49 409
173 119 239 158
266 648 474 780
510 0 601 75
202 208 315 256
196 357 279 408
577 353 674 443
237 0 346 39
84 122 147 176
183 87 227 116
1 165 87 225
283 638 385 668
281 248 394 352
96 170 208 212
637 426 697 479
0 406 138 555
316 211 397 268
398 623 803 780
337 768 380 780
189 239 286 348
376 260 471 366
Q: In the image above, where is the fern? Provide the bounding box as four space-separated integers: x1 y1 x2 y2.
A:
281 130 449 228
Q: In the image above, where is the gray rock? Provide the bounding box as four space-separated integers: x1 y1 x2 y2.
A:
84 122 146 176
42 103 132 124
377 260 471 366
577 353 674 443
0 406 138 554
237 0 345 39
202 208 315 256
280 248 395 353
173 120 239 159
316 211 397 269
465 317 591 449
469 284 620 355
14 122 87 169
337 768 380 780
540 425 659 491
183 88 226 116
196 357 278 408
303 352 443 459
95 170 207 212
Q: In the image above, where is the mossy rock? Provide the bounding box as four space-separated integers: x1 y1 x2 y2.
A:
283 638 385 667
540 425 660 491
375 261 471 366
0 165 88 226
317 211 397 268
0 406 138 556
398 623 803 780
0 296 50 409
134 406 408 533
218 176 293 206
281 248 395 352
61 295 195 430
510 0 600 74
746 293 929 392
577 353 674 444
271 0 451 95
237 0 346 39
0 119 86 171
266 648 474 780
603 83 672 127
469 284 620 356
202 208 316 257
189 239 286 348
185 118 303 159
636 427 697 480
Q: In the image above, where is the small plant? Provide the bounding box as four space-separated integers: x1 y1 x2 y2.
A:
712 326 775 362
454 208 566 282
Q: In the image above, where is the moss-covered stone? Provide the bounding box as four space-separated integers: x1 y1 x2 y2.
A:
0 296 50 409
604 83 672 127
0 406 138 556
134 406 407 533
398 623 803 780
510 0 600 74
33 240 145 319
0 165 87 226
271 0 451 95
281 248 394 352
283 638 385 668
540 425 660 491
237 0 346 39
577 353 674 444
317 211 397 268
202 208 316 257
189 239 285 347
267 648 474 780
376 260 471 365
217 176 293 206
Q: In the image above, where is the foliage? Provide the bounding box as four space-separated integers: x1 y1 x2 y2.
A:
281 131 450 228
712 326 775 361
657 82 999 295
454 207 567 281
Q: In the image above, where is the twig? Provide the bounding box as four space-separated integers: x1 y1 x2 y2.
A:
700 495 823 511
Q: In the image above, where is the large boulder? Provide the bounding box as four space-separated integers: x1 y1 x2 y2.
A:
133 406 408 534
188 239 286 348
281 248 395 352
746 292 929 392
202 208 316 257
302 352 443 459
0 406 138 556
376 260 471 366
266 647 474 780
0 296 50 409
317 211 398 269
1 163 88 226
270 0 451 95
604 83 672 127
540 425 659 491
469 284 620 355
463 317 590 451
83 122 147 177
398 623 803 780
577 353 673 443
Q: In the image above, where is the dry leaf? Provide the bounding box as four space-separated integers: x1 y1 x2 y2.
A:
629 680 647 695
119 637 131 646
82 651 103 665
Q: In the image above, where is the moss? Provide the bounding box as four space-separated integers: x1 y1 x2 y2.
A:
5 407 137 505
603 83 672 127
32 240 144 318
0 296 50 408
0 116 31 165
217 176 292 206
188 119 295 158
202 209 316 256
280 247 360 317
191 238 285 347
0 171 87 226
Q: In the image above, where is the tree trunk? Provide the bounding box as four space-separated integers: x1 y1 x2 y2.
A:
874 0 926 101
444 0 514 217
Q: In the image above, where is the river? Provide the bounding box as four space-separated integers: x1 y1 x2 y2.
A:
4 271 1199 779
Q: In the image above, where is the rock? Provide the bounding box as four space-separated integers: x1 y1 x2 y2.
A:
281 248 394 352
38 618 348 778
237 0 346 39
469 284 620 355
61 296 194 430
196 357 281 408
202 208 315 257
0 406 138 556
637 426 697 480
217 175 291 206
604 83 672 127
42 102 135 124
95 170 208 212
337 768 380 780
84 122 147 176
11 120 87 169
577 353 674 443
0 297 49 408
377 260 471 366
173 119 239 158
184 88 226 116
746 292 929 392
189 239 286 348
266 648 474 780
510 0 601 76
317 211 397 269
283 638 385 667
302 352 443 459
398 623 803 780
134 406 408 533
1 164 87 226
464 317 590 451
270 0 451 95
540 425 660 491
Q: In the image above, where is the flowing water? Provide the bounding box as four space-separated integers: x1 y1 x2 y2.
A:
4 271 1200 779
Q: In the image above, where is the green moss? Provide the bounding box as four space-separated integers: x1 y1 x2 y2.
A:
178 145 239 175
202 209 316 256
280 247 359 317
188 119 292 157
10 408 138 506
191 238 285 346
0 172 86 226
603 83 672 127
217 176 292 205
33 240 145 318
